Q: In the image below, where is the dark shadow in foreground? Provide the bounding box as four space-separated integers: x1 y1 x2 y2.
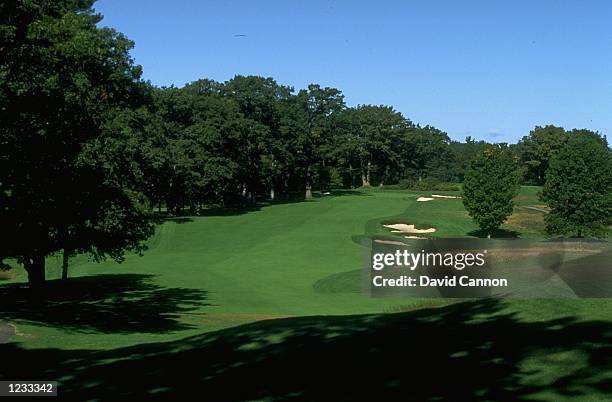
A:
0 274 209 333
1 298 611 400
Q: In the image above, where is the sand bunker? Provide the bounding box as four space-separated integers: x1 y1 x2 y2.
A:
374 239 409 246
384 223 436 234
417 197 434 202
404 235 426 239
431 194 460 199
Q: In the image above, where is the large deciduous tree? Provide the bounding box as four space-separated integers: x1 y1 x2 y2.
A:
517 125 568 185
540 131 612 238
462 146 520 238
221 76 294 201
0 0 153 287
334 105 411 187
284 84 345 198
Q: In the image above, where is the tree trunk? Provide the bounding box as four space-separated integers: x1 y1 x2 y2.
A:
305 185 313 199
61 249 70 280
487 233 491 239
270 187 275 201
362 160 371 187
24 254 45 289
361 174 369 187
305 181 313 199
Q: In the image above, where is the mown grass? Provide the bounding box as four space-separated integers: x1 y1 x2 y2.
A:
1 186 611 400
0 186 583 350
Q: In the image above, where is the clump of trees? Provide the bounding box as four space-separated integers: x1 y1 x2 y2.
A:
0 0 154 287
130 82 463 209
517 125 568 185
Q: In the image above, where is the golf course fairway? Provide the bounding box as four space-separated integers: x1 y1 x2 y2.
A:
1 187 611 400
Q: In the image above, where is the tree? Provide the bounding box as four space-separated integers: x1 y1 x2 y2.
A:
540 131 612 238
517 125 568 185
221 76 294 201
462 146 520 238
404 125 453 182
0 0 153 287
141 83 267 211
284 84 345 198
333 105 411 187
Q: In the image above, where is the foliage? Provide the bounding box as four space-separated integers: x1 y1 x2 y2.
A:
540 131 612 237
0 0 153 286
517 125 568 185
462 146 520 236
412 178 461 191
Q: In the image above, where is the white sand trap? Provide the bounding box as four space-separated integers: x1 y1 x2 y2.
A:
405 235 426 239
431 194 460 199
383 223 436 234
417 197 434 202
374 239 409 246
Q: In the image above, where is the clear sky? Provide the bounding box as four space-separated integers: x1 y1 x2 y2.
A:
95 0 612 143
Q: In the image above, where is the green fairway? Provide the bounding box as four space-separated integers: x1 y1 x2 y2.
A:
2 187 612 400
1 186 609 348
2 189 439 349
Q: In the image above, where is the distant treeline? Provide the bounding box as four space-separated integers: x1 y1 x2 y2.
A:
124 78 607 212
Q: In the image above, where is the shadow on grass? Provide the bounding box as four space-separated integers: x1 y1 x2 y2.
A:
2 298 612 400
0 274 209 334
154 191 370 219
312 269 362 293
328 189 371 197
467 228 521 238
162 197 309 218
163 217 194 224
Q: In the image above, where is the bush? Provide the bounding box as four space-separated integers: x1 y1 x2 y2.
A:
377 178 460 191
412 178 460 191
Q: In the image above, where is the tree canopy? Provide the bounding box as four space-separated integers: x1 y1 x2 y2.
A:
462 146 520 237
0 0 153 287
517 125 568 185
540 131 612 238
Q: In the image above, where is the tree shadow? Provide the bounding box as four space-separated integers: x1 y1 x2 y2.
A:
188 197 310 217
467 228 521 238
163 217 194 224
328 189 371 197
2 298 612 400
0 274 209 334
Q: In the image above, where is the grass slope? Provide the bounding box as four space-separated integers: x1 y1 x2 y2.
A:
1 187 611 399
2 298 612 401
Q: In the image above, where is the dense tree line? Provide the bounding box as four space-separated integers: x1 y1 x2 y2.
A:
124 78 467 210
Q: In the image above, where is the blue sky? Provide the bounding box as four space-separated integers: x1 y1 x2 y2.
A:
95 0 612 143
